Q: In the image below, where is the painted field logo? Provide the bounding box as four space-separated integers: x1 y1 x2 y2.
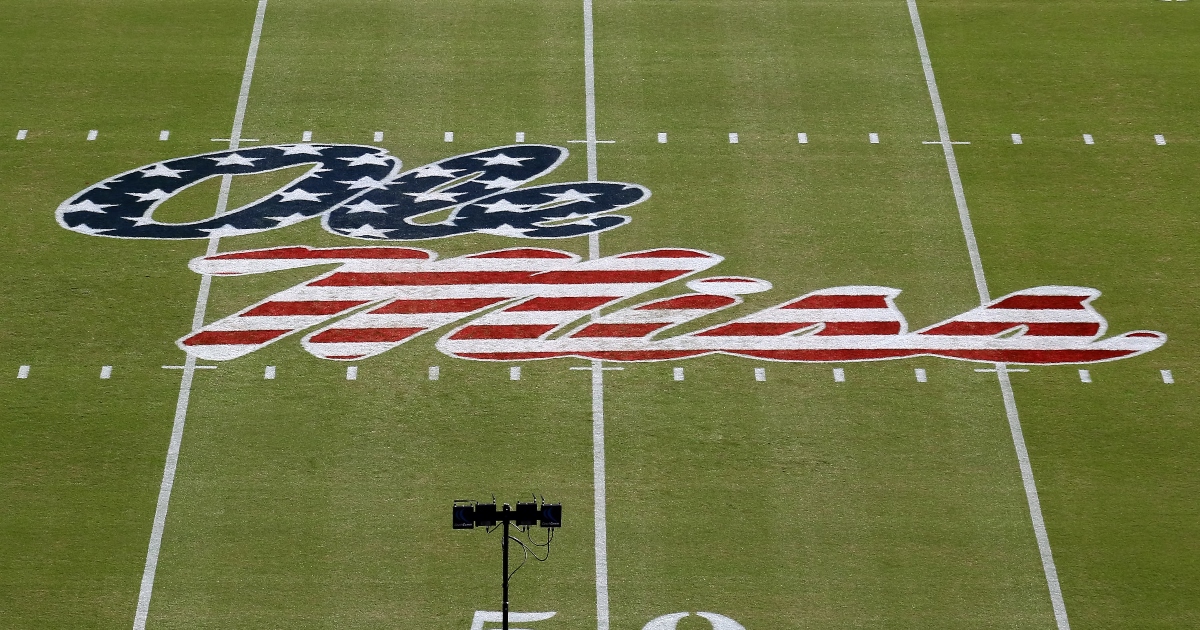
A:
59 144 1166 366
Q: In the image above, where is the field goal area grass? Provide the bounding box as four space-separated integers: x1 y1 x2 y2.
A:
0 1 1197 630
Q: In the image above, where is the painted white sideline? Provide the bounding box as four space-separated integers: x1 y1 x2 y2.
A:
132 3 269 630
908 2 1069 628
833 367 845 382
159 130 170 141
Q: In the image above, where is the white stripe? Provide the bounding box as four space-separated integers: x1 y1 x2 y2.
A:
581 3 609 629
1078 369 1090 383
588 360 610 630
797 132 808 144
516 132 526 143
428 365 440 381
1160 369 1174 384
133 4 268 630
87 130 98 141
1082 134 1093 145
998 367 1071 630
301 130 312 142
1154 134 1166 145
915 368 927 382
264 365 276 380
101 365 113 379
673 367 684 381
16 129 28 140
908 3 1068 628
17 365 30 379
346 365 358 380
444 131 454 142
728 132 739 144
374 131 384 142
869 132 879 144
657 132 667 143
159 130 170 141
754 367 766 381
1011 133 1023 145
907 0 989 305
833 367 845 382
509 366 521 381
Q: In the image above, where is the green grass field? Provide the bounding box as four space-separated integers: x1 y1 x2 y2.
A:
1 1 1197 629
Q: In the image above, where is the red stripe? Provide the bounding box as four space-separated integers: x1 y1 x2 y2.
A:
571 323 667 338
308 327 424 343
509 296 618 311
696 322 815 336
310 269 686 286
244 300 366 316
815 321 902 336
211 246 430 260
618 249 711 258
467 249 575 259
449 324 557 340
370 297 505 314
182 329 289 346
991 295 1088 310
783 294 889 309
1024 322 1101 337
921 321 1023 336
636 295 736 310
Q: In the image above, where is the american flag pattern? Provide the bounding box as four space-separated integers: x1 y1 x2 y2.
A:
180 246 1165 365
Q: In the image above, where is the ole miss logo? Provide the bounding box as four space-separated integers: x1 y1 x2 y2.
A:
58 144 1166 365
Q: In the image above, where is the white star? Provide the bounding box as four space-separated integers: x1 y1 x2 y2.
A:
140 163 189 178
201 224 263 237
120 213 161 226
476 176 523 189
264 213 313 227
70 224 115 235
277 144 326 156
338 153 393 167
209 153 262 167
62 199 114 214
277 188 330 203
542 188 601 204
475 224 536 237
477 199 533 214
474 153 532 166
404 190 466 204
127 189 172 202
336 176 389 191
411 164 464 178
340 224 394 238
342 199 396 214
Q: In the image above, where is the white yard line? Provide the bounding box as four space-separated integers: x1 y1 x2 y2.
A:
906 2 1070 629
581 1 610 628
132 3 268 629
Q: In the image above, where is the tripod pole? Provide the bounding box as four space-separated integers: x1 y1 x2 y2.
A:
502 504 510 630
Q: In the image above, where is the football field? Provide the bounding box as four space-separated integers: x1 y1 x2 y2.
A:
1 1 1197 629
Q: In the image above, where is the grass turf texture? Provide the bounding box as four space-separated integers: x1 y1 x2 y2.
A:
0 1 1196 629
